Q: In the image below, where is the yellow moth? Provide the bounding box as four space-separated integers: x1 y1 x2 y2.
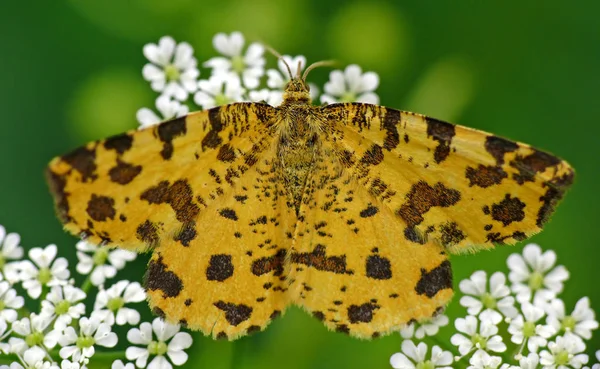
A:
46 59 573 340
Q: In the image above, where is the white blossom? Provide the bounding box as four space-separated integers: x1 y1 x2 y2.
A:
320 64 379 104
545 297 598 340
7 346 59 369
508 302 554 353
111 360 135 369
0 225 23 283
248 88 283 106
41 285 86 330
451 315 506 356
136 95 189 129
75 241 136 287
59 316 117 363
0 281 24 322
390 340 453 369
204 31 265 89
539 334 588 369
468 350 504 369
93 281 145 326
126 318 192 369
507 244 569 304
460 271 518 323
194 74 246 110
20 244 69 299
0 318 9 354
591 350 600 369
142 36 198 101
400 313 449 340
9 313 58 354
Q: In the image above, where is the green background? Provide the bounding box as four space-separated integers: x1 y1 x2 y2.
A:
0 1 598 367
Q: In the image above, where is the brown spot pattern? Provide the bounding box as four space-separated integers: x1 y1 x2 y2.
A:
347 303 380 323
86 194 116 222
415 260 452 298
213 301 253 326
145 256 183 298
291 245 353 275
426 118 455 163
397 181 461 227
252 249 286 276
206 254 234 281
157 116 187 160
109 160 142 185
491 194 526 226
465 165 507 188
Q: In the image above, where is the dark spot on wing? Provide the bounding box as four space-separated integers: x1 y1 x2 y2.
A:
347 303 380 323
218 208 238 221
109 159 142 185
440 222 466 247
511 150 561 184
217 144 236 162
152 307 165 319
206 254 234 281
366 255 392 280
485 136 519 165
86 194 116 222
202 108 224 149
491 194 526 226
136 220 160 247
184 299 192 306
45 169 71 223
415 260 452 298
382 108 400 150
397 181 461 231
145 255 183 298
359 204 379 218
174 224 197 246
359 144 384 166
465 165 507 188
104 133 133 155
426 118 455 163
252 249 286 276
312 311 325 321
61 146 97 182
214 301 253 326
537 171 574 227
291 245 353 274
157 116 187 160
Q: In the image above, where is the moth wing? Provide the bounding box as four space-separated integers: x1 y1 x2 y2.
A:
288 144 452 339
145 138 296 340
46 103 277 251
321 103 574 254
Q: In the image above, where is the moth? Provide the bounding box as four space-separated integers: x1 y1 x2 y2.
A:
46 60 574 340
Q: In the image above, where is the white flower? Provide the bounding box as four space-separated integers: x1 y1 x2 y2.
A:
451 316 506 356
194 74 246 109
9 313 58 354
204 31 265 89
59 316 117 363
400 313 449 339
468 350 503 369
0 281 24 322
0 225 23 283
41 285 86 330
508 302 554 353
320 64 379 104
460 271 518 323
20 244 69 299
517 353 541 369
0 318 9 354
142 36 199 101
539 335 588 369
112 360 135 369
9 346 59 369
591 351 600 369
75 241 136 287
93 281 145 326
136 95 189 129
266 54 319 104
60 360 81 369
390 340 453 369
126 318 193 369
507 244 569 304
248 88 283 106
545 297 598 340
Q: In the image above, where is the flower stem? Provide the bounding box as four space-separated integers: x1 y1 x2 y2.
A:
81 276 93 293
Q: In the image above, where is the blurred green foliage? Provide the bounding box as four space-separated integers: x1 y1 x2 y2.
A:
0 1 598 367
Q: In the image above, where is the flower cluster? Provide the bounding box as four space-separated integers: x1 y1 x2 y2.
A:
390 243 599 369
0 225 191 368
136 31 381 128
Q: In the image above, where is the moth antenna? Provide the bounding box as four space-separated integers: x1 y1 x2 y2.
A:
302 60 337 81
297 60 302 79
263 44 294 80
